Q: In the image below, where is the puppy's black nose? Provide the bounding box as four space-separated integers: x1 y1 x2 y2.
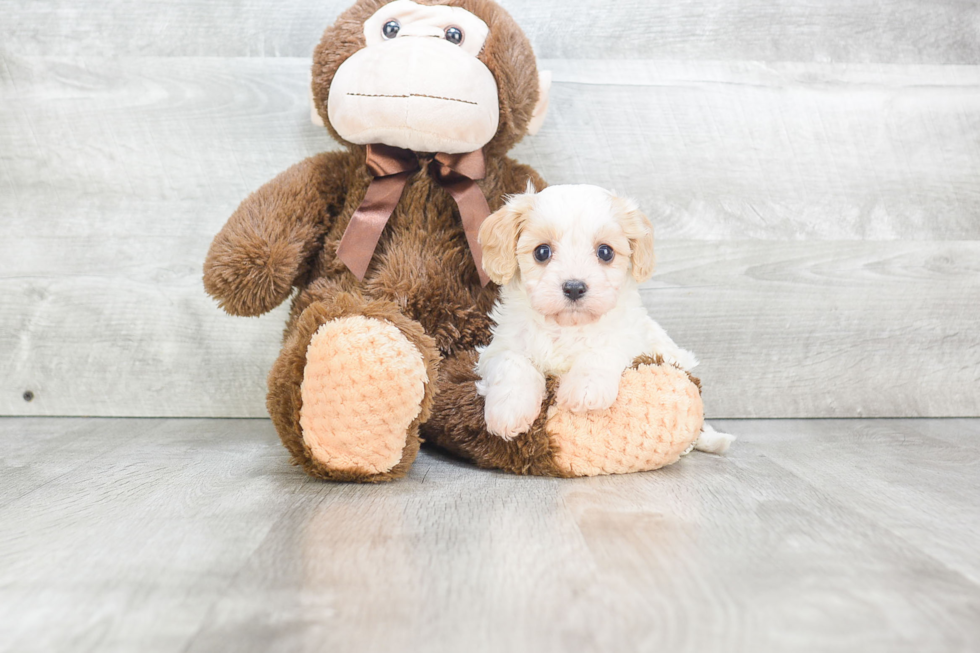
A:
562 280 588 302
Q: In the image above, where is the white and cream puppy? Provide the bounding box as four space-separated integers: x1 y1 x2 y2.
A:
475 184 733 453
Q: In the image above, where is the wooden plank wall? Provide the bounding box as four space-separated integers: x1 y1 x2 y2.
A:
1 0 978 419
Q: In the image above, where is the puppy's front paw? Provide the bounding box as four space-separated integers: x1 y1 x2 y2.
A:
484 389 544 441
557 370 621 413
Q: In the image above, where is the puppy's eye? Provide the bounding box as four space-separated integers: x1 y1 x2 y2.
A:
533 244 552 263
597 244 615 262
445 26 464 45
383 20 400 39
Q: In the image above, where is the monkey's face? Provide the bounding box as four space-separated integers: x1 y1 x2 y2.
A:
327 0 500 154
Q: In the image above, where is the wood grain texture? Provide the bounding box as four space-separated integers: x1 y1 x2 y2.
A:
4 56 978 241
646 240 980 418
1 417 978 652
2 53 979 418
1 0 978 64
732 419 980 585
520 60 980 240
1 50 975 241
3 239 978 418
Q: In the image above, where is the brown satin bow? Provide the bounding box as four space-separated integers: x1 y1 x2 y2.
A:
336 144 492 286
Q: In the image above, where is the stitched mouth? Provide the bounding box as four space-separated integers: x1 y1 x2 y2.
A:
347 92 478 106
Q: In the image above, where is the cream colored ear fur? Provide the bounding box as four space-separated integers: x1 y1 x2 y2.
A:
614 197 655 283
478 192 536 285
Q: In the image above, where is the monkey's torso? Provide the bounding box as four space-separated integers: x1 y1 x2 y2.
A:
286 147 544 357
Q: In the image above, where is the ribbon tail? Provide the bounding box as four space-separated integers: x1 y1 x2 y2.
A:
337 172 412 281
443 180 492 287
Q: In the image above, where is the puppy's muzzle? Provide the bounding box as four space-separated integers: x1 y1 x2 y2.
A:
562 279 588 302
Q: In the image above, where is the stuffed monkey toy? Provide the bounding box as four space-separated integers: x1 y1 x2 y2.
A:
204 0 704 482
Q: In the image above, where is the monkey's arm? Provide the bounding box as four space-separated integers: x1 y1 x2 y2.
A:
203 150 350 316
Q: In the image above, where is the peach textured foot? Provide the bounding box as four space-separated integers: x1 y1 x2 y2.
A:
546 364 703 477
300 316 428 476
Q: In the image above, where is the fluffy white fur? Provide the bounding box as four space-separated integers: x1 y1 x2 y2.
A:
475 184 734 454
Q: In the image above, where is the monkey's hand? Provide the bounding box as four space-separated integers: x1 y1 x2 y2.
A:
203 151 348 316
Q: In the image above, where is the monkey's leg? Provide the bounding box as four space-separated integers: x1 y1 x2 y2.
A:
267 294 440 482
422 351 704 478
420 350 561 477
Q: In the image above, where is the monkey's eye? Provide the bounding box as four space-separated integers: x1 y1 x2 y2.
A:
597 244 615 262
533 244 552 263
382 20 400 39
444 26 464 45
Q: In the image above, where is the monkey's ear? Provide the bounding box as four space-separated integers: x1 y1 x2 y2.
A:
309 81 325 127
526 70 551 136
479 193 535 285
614 196 655 283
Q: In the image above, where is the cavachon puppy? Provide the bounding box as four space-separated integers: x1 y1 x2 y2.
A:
476 184 734 453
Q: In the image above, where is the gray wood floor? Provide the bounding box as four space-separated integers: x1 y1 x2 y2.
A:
1 418 978 652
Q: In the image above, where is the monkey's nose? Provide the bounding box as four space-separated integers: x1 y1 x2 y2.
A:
562 280 588 302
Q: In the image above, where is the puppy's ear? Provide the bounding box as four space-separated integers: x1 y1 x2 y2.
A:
614 197 655 283
479 192 535 285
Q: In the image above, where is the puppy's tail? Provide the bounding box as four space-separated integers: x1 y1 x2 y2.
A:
690 422 736 455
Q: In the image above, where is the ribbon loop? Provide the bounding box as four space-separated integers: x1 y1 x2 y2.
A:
432 150 486 183
337 145 492 286
366 143 421 177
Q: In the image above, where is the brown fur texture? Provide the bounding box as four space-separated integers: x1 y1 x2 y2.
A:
422 352 563 476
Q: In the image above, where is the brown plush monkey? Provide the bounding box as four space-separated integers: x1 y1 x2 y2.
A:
205 0 704 482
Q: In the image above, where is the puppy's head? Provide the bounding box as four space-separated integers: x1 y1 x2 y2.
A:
479 184 655 326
